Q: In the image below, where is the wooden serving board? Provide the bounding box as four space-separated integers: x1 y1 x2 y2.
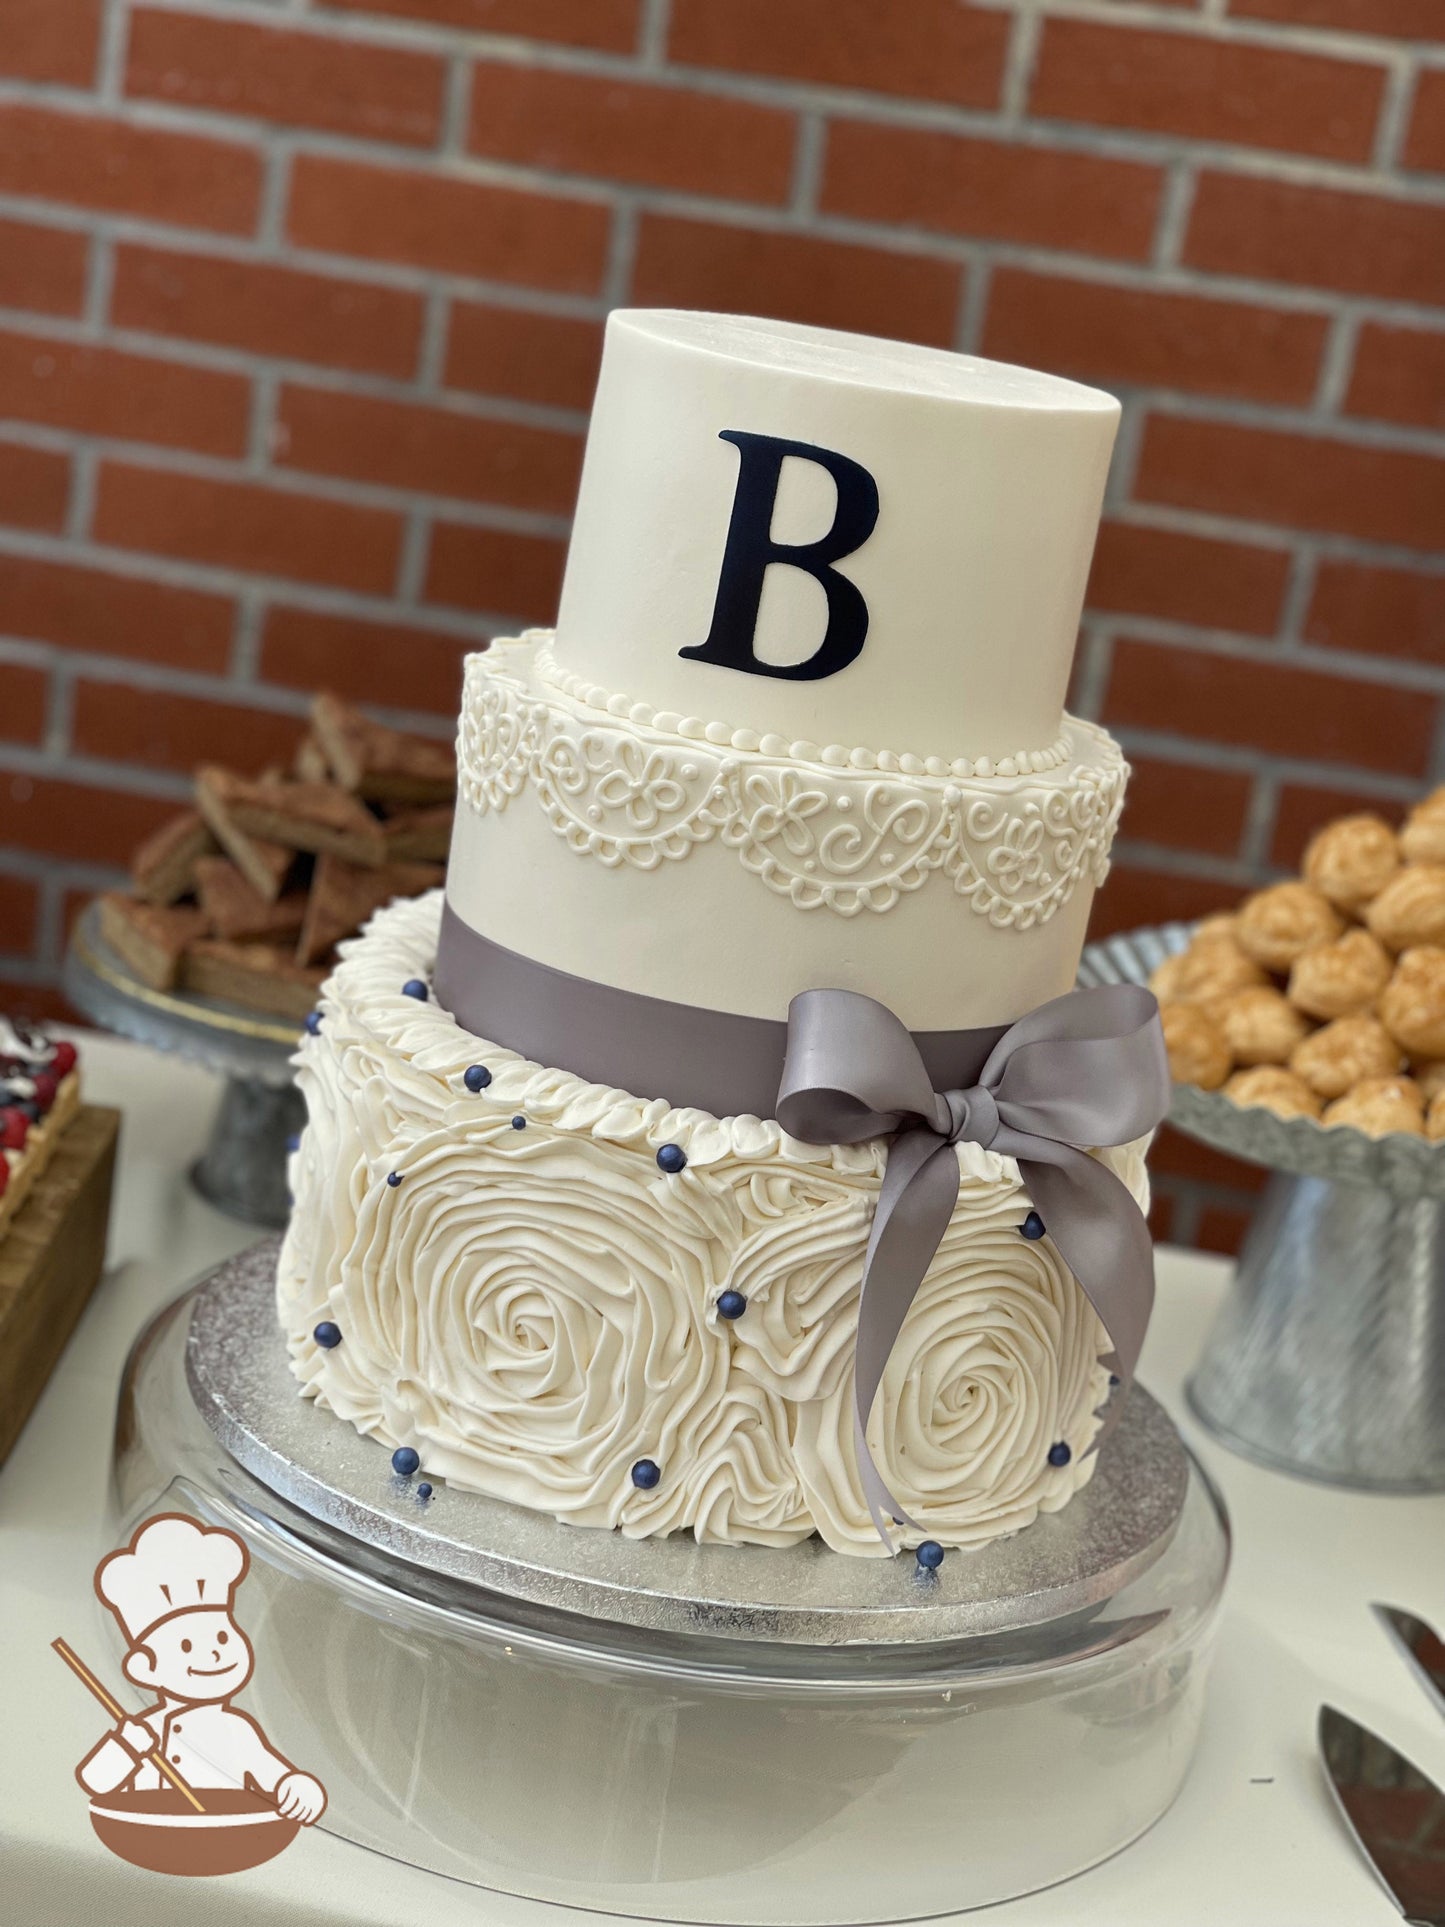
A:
0 1104 120 1467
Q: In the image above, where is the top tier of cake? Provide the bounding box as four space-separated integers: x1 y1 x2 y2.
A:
551 311 1119 766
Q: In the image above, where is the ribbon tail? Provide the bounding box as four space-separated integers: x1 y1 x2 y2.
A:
1015 1146 1156 1452
854 1127 961 1549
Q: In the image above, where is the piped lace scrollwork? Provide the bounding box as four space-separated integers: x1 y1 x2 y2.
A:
458 641 1128 926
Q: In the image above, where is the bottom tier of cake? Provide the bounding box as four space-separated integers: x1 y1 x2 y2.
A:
278 894 1149 1557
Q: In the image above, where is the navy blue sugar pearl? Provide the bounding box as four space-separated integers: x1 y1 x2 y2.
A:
416 1481 433 1501
392 1446 420 1477
631 1458 661 1490
511 1115 526 1130
656 1143 687 1174
402 979 429 1001
717 1290 747 1321
463 1064 492 1092
1109 1373 1121 1388
386 1171 403 1187
303 1010 323 1036
1019 1211 1047 1241
313 1321 342 1350
916 1541 945 1571
1048 1442 1072 1468
286 1133 301 1154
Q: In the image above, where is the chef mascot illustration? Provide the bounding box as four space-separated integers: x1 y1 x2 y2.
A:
76 1514 327 1823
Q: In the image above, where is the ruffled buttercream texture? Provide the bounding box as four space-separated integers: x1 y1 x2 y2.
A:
278 894 1149 1556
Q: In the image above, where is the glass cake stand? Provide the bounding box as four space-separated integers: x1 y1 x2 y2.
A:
63 901 304 1228
105 1241 1230 1924
1081 924 1445 1493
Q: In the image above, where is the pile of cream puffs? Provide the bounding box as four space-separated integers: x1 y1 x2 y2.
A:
1153 787 1445 1139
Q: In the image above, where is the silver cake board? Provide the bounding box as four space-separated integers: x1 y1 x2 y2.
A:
176 1239 1188 1652
107 1243 1225 1921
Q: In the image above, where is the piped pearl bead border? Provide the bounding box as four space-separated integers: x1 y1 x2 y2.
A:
523 633 1075 781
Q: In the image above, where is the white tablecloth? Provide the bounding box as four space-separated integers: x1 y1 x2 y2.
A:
3 1031 1443 1926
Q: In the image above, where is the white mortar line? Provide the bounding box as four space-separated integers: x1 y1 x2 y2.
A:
1151 162 1196 272
415 288 451 392
3 184 1444 335
122 0 1430 70
256 142 292 250
63 448 98 543
1276 544 1320 647
394 509 432 603
1238 766 1281 872
246 370 278 472
1106 399 1148 510
600 197 640 310
1111 837 1260 885
0 302 591 427
0 523 509 632
637 0 671 68
1109 621 1445 695
0 635 456 739
954 251 991 356
1373 55 1420 174
1313 310 1361 417
96 0 131 106
228 590 265 681
1070 622 1114 724
81 230 116 334
998 5 1042 123
789 113 825 221
1106 501 1445 575
8 68 1444 204
0 847 129 894
439 51 473 158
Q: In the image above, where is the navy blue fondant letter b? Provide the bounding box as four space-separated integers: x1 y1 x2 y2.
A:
680 431 879 682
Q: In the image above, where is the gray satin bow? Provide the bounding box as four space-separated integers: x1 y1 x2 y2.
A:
776 983 1171 1545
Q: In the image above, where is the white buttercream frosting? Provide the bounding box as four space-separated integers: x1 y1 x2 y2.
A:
552 312 1119 763
458 635 1126 928
279 894 1149 1557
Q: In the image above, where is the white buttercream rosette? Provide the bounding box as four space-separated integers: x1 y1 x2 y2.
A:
795 1203 1109 1553
281 893 1142 1556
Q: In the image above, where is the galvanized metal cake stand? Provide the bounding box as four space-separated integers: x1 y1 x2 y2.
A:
1082 923 1445 1493
63 901 303 1229
108 1240 1229 1923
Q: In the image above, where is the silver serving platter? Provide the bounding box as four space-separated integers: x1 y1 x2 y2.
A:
63 901 305 1225
182 1240 1191 1650
63 900 298 1087
1081 921 1445 1201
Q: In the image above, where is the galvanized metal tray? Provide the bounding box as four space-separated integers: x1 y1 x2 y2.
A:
1081 922 1445 1201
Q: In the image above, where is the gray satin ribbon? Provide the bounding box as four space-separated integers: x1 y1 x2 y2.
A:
436 901 1009 1121
436 903 1169 1550
776 985 1171 1539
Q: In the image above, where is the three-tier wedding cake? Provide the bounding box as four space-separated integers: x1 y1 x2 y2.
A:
278 310 1164 1558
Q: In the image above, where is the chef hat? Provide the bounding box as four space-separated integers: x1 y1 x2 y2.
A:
96 1514 249 1646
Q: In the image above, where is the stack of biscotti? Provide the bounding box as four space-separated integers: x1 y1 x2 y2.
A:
0 1018 82 1232
95 693 451 1022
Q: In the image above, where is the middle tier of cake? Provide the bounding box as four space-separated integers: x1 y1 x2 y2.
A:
279 893 1150 1557
447 633 1129 1035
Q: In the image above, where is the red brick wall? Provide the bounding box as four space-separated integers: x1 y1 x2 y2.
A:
0 0 1442 1250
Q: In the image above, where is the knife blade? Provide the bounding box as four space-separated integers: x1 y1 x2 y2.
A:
1376 1605 1445 1720
1319 1704 1445 1926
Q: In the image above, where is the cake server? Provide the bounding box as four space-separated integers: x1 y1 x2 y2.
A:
1319 1704 1445 1925
1376 1605 1445 1720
